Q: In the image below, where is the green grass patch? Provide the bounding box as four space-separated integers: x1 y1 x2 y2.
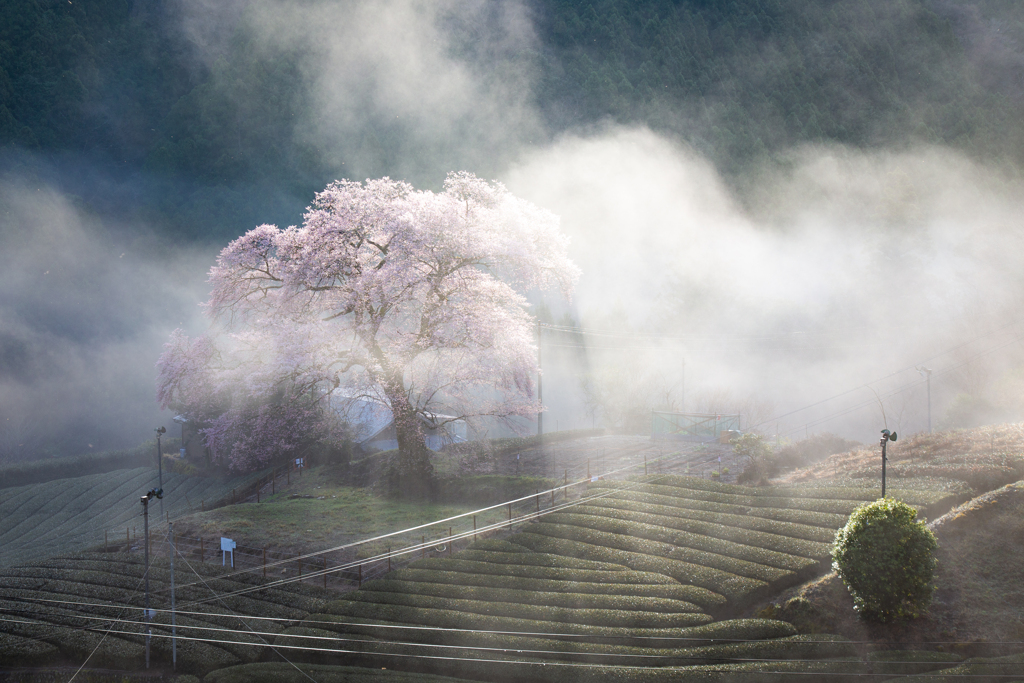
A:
183 481 506 558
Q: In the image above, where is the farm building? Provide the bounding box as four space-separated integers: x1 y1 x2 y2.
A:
652 411 741 442
335 396 468 452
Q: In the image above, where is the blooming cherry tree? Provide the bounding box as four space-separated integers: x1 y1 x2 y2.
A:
157 172 578 493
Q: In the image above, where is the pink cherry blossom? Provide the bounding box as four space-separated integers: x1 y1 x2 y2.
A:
157 172 579 484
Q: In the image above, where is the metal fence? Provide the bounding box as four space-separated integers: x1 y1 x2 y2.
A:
652 411 741 440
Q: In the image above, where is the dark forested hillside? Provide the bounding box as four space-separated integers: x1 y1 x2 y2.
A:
2 0 1023 236
534 0 1024 169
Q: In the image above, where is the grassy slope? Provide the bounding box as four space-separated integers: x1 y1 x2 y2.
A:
766 480 1024 656
754 425 1024 658
775 424 1024 497
164 464 508 560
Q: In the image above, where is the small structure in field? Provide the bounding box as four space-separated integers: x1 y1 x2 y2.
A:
652 411 741 442
335 396 468 452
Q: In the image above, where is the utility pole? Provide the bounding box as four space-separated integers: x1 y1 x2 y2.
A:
917 367 933 433
537 320 543 436
140 488 162 668
169 522 177 670
879 429 897 497
680 359 685 413
155 427 166 518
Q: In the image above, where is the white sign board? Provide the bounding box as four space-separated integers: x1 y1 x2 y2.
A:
221 537 236 567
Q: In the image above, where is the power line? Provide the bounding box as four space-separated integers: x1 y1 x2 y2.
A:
2 615 1023 677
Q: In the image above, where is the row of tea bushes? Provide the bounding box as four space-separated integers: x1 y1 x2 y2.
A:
387 567 718 603
569 502 832 558
359 578 705 613
409 556 679 584
0 552 334 675
0 467 266 567
541 512 821 571
588 483 852 529
336 589 713 629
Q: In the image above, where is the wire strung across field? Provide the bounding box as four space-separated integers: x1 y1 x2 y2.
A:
132 438 701 602
10 599 1024 649
2 425 1008 672
766 329 1024 440
166 442 712 605
3 613 1024 678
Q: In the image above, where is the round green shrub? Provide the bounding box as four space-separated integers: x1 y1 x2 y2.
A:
831 497 937 622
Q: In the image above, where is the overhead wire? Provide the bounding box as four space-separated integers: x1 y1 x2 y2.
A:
10 598 1024 649
170 535 319 683
3 615 1024 677
175 441 707 605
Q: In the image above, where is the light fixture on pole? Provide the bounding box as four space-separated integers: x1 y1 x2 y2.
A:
155 427 166 517
140 487 162 668
879 429 897 497
916 366 933 433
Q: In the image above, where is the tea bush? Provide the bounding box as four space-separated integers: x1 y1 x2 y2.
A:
832 498 937 622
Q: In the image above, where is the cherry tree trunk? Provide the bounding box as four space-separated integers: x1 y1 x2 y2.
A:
386 383 435 499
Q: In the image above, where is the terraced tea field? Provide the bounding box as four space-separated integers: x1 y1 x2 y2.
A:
0 467 265 567
266 475 955 680
0 474 963 680
0 551 330 675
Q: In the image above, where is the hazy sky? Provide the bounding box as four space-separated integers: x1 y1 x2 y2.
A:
3 0 1024 460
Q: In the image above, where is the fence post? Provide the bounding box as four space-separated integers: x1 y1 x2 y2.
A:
126 527 130 552
388 548 391 573
358 564 362 587
551 489 555 508
422 535 425 560
472 516 476 543
507 503 512 528
298 557 302 578
323 557 327 590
